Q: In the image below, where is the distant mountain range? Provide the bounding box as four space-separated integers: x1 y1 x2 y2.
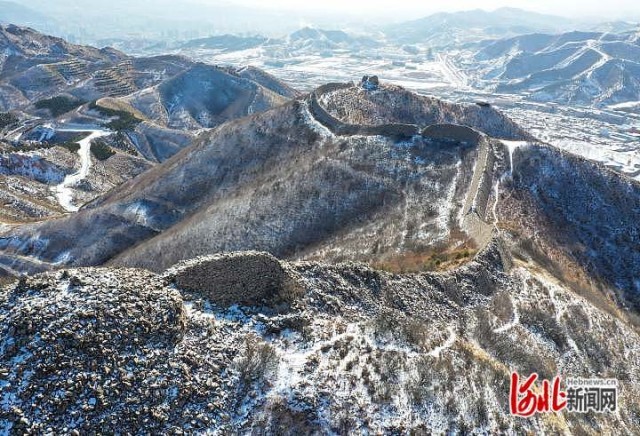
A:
0 1 53 30
464 30 640 106
0 0 367 43
175 27 378 60
384 7 576 47
180 34 268 51
287 27 378 50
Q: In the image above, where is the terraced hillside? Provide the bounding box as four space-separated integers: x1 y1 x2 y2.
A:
0 26 299 221
0 24 296 119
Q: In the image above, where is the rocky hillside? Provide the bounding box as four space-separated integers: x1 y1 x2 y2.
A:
0 24 125 110
1 246 639 433
0 81 530 275
120 63 289 130
0 138 151 224
498 143 640 312
236 66 300 99
317 83 532 140
0 27 299 221
2 80 638 323
1 74 640 433
0 26 200 110
0 24 295 120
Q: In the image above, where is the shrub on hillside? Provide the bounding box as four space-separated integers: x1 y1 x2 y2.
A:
91 139 116 160
89 101 141 132
233 334 278 389
0 112 19 129
35 96 84 117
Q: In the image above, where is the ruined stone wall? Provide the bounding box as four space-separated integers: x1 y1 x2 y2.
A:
422 124 482 145
309 89 419 139
461 137 497 247
310 83 497 249
164 251 303 308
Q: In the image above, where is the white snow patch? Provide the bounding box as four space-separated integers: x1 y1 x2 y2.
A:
53 251 73 266
54 129 111 212
493 296 520 334
124 201 151 227
500 140 529 177
427 326 457 358
300 100 333 138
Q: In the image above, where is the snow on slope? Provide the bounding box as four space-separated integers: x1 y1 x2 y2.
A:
54 129 110 212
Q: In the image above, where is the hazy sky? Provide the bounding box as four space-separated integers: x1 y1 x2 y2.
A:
216 0 640 21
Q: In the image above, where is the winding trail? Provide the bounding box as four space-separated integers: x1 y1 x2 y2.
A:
55 129 110 212
493 296 520 334
427 326 457 358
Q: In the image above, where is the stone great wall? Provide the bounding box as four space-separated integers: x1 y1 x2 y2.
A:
308 83 488 145
309 82 499 248
163 84 505 305
460 137 498 248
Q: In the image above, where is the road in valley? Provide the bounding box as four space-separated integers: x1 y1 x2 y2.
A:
54 129 110 212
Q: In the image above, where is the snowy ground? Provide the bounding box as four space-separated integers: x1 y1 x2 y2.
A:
54 129 111 212
188 46 454 93
501 104 640 181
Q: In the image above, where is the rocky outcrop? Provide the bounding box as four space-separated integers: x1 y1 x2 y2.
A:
308 82 530 143
361 75 379 90
315 82 533 141
0 268 194 433
165 251 303 309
